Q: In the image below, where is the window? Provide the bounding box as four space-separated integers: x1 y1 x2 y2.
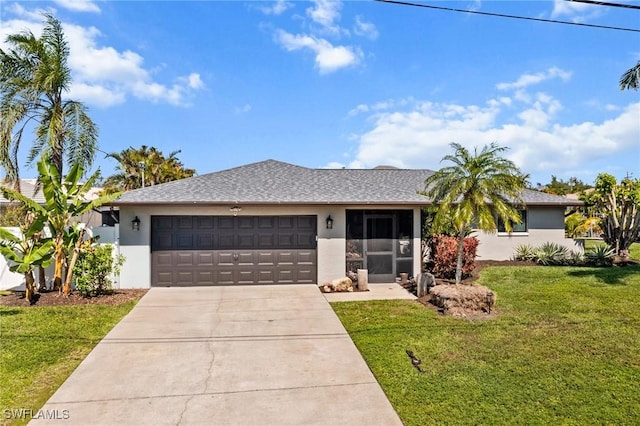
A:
497 209 527 233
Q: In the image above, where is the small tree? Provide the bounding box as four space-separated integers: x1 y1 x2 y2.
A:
582 174 640 255
422 142 527 284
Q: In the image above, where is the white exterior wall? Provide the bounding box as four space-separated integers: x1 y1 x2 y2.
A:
474 206 582 260
118 205 423 288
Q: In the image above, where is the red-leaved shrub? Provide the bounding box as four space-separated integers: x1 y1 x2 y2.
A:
429 234 479 279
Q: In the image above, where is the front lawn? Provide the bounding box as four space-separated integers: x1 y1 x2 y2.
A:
332 265 640 425
0 301 139 425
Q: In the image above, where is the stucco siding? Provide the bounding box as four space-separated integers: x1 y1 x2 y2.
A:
475 206 582 260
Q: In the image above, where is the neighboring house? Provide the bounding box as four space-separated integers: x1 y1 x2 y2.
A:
0 179 110 228
113 160 582 289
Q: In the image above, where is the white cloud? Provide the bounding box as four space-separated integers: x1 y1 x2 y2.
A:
346 93 639 182
353 15 378 40
496 67 572 91
306 0 342 34
276 30 361 73
265 0 372 74
234 104 252 114
551 0 602 22
1 12 204 108
53 0 100 13
259 0 293 16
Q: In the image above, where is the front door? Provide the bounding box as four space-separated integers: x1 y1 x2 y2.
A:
365 214 395 283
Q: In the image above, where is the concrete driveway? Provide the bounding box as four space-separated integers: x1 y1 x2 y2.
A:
31 285 402 425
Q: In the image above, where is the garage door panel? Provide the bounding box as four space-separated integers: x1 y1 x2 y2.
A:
176 235 194 249
176 216 194 229
236 252 254 264
217 252 235 265
258 252 275 265
277 251 294 264
258 269 275 283
297 251 315 264
197 252 214 266
151 215 317 286
236 234 256 248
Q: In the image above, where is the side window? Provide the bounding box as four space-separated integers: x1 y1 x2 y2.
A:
497 209 527 233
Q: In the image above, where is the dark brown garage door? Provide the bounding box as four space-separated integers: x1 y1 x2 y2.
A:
151 215 317 286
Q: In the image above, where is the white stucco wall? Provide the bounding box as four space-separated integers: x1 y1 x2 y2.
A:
474 206 582 261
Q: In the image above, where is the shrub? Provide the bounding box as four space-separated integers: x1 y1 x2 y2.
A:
73 244 125 297
534 242 570 266
585 244 615 267
429 234 479 279
513 244 536 262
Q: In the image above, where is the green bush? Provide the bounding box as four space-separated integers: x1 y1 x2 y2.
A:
513 244 536 262
584 244 615 267
534 242 569 266
73 244 125 297
513 243 586 266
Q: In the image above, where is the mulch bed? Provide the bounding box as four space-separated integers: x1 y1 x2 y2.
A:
0 289 148 307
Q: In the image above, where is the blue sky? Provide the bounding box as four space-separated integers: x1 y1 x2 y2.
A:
1 0 639 187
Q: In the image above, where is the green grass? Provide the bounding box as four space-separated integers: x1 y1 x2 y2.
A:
332 265 640 425
584 240 640 259
0 301 139 425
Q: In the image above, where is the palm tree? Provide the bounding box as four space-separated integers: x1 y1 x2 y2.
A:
422 142 527 284
0 13 97 186
620 61 640 91
102 145 195 193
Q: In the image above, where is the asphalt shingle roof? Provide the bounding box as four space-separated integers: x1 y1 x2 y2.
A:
114 159 582 206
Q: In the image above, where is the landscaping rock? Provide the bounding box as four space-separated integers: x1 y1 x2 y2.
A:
321 277 354 293
429 283 496 316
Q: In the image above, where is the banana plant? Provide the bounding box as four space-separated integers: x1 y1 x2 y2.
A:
0 213 53 304
36 157 120 295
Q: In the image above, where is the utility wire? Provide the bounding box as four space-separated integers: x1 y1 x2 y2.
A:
375 0 640 33
566 0 640 10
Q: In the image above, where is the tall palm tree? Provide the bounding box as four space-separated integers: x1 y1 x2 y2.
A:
102 145 195 193
620 61 639 91
422 142 527 284
0 13 97 185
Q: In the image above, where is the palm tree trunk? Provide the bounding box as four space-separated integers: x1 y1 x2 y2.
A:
455 229 465 285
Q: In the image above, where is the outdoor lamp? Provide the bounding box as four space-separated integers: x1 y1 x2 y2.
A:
326 215 334 230
230 206 242 216
486 291 494 314
132 216 141 231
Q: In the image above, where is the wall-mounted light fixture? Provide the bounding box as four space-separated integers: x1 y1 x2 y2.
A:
326 215 334 230
230 206 242 217
132 216 141 231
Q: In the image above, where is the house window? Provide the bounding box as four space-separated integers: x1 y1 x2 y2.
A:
497 209 527 233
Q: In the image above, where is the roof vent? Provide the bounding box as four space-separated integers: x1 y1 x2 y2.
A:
373 165 399 170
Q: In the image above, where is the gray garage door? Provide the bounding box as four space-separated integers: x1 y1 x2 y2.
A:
151 215 317 286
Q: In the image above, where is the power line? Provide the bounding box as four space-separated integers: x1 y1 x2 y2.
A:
566 0 640 10
375 0 640 33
